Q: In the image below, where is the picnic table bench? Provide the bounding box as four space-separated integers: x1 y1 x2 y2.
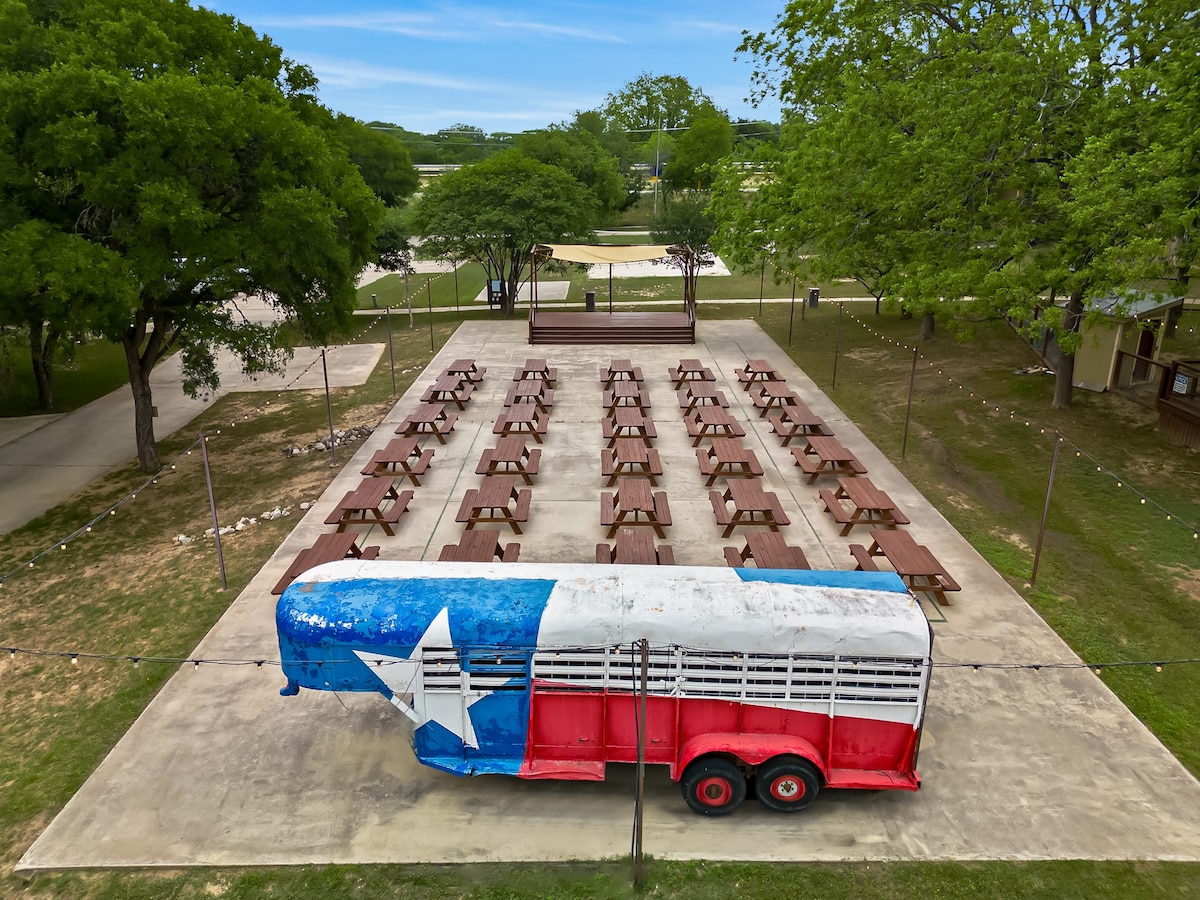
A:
600 358 643 387
324 477 413 536
360 436 434 485
601 438 663 485
751 381 801 418
600 477 671 538
504 380 555 412
595 527 676 565
420 373 474 409
695 437 764 486
736 358 784 390
769 403 833 445
602 408 657 447
476 436 541 484
677 381 729 413
722 531 810 570
455 475 532 533
791 435 868 482
849 529 961 606
684 406 746 446
396 403 458 444
708 479 791 538
439 528 521 562
602 381 652 413
513 358 557 386
444 358 486 383
818 476 910 535
493 405 550 443
668 358 715 389
271 532 380 594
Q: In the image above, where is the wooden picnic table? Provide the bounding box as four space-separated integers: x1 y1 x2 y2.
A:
600 477 672 538
677 381 729 413
455 475 532 533
396 402 458 444
602 408 658 447
722 531 810 570
708 479 791 538
503 379 555 412
493 404 550 443
752 381 801 418
271 532 380 594
769 402 833 446
668 358 715 389
850 529 961 606
791 435 868 482
513 358 557 385
420 373 473 409
684 405 746 446
819 476 910 536
324 477 413 536
602 380 652 413
736 358 784 390
695 437 764 486
360 436 434 485
595 528 676 565
438 528 520 562
476 436 541 484
600 358 643 387
444 358 486 383
601 438 663 485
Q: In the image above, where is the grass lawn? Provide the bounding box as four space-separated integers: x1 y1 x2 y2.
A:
0 337 130 417
1 309 1198 897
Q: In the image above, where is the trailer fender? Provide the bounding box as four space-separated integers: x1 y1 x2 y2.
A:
673 734 826 782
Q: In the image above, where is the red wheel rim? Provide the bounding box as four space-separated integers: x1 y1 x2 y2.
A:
769 774 805 803
695 776 732 807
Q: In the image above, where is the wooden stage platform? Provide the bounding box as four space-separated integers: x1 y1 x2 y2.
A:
528 310 695 345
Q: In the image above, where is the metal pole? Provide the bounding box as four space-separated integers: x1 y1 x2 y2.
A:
787 275 796 346
832 302 844 390
199 434 227 591
633 638 649 888
426 279 434 351
1030 432 1062 588
901 345 919 458
321 349 337 466
609 263 613 314
405 271 413 329
453 261 460 318
386 306 396 396
758 258 765 316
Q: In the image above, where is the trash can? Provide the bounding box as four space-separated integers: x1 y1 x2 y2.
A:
585 290 596 312
808 288 820 307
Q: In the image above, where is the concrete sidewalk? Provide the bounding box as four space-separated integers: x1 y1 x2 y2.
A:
18 319 1200 870
0 344 384 537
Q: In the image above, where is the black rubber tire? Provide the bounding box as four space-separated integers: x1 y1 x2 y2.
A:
754 755 821 812
680 757 747 816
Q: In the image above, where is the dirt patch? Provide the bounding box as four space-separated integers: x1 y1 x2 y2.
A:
845 348 890 364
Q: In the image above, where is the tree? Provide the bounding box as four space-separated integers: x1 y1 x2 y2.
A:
650 194 717 308
663 116 733 193
333 115 418 206
514 127 626 222
1 0 382 469
407 151 596 316
722 0 1175 407
601 72 722 135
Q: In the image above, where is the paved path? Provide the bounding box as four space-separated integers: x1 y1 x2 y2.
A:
18 319 1200 870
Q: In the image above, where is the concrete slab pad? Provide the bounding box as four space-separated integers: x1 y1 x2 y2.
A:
470 281 570 304
17 320 1200 871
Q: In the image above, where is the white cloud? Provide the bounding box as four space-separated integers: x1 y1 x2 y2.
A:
305 56 507 93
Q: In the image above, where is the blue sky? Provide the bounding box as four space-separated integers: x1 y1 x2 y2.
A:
200 1 785 134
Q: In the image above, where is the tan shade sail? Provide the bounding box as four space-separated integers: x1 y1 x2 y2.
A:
538 243 678 265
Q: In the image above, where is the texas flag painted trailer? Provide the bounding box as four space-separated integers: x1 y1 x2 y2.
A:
277 561 933 816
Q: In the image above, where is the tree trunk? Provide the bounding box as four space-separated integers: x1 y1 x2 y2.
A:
919 313 936 341
1165 303 1182 339
27 318 60 410
122 333 161 472
1047 290 1085 409
874 293 882 315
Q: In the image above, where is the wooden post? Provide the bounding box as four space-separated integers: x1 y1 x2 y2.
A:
199 434 226 591
758 258 765 316
787 275 796 346
1030 432 1062 588
901 345 919 458
426 279 434 351
453 261 460 318
633 638 649 888
321 349 337 466
386 307 396 396
832 302 844 390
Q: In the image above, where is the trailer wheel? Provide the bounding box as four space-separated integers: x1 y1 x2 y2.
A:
681 758 747 816
755 756 820 812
